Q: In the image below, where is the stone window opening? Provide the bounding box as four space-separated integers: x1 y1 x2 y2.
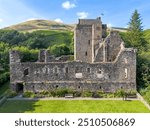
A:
54 67 58 73
75 66 82 73
24 68 29 76
85 51 87 56
99 86 102 89
56 85 59 88
87 68 91 73
88 40 90 45
78 86 81 89
125 68 128 79
65 67 69 73
16 83 24 93
97 69 102 74
124 58 128 64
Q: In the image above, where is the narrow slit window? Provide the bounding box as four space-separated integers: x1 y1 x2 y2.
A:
85 51 87 56
88 40 90 45
87 68 90 73
65 67 69 73
54 67 58 73
24 68 29 76
125 68 128 78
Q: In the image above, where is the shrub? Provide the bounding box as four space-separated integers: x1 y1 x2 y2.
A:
0 72 10 86
81 91 93 97
73 91 81 97
7 91 17 98
55 88 69 97
23 91 35 98
114 89 126 98
92 91 100 98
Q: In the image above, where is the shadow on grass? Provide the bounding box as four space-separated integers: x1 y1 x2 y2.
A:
0 100 40 113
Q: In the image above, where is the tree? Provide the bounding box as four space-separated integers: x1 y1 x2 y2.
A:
125 10 146 51
49 44 71 57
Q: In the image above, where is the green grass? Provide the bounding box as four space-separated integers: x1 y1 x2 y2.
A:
0 82 10 96
0 100 149 113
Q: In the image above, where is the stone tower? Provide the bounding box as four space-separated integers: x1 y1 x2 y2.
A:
74 17 107 63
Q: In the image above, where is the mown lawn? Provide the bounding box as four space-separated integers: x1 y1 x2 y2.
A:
0 100 149 113
0 82 10 96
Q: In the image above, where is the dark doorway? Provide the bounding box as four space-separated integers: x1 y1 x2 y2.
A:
16 83 24 93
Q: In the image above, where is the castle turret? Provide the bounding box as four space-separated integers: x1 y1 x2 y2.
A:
74 17 107 63
9 50 21 64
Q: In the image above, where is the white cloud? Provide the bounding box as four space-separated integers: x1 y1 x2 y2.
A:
25 18 39 21
62 1 76 10
107 23 112 28
54 18 63 23
0 18 3 22
77 12 88 19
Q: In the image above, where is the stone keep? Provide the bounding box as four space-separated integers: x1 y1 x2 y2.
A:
9 17 137 93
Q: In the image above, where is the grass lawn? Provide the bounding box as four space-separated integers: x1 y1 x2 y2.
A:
0 100 149 113
0 82 10 96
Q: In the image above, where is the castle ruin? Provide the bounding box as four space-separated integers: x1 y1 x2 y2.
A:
10 17 137 93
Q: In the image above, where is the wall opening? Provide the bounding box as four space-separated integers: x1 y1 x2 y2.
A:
124 58 128 64
97 69 102 74
88 40 90 45
125 68 128 79
54 67 58 73
65 67 69 73
16 83 24 93
87 68 91 73
24 68 29 76
56 85 59 88
85 51 87 56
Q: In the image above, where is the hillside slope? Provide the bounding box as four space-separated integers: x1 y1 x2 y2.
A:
3 20 74 32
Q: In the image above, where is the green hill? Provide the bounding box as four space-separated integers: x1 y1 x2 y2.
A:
3 20 74 32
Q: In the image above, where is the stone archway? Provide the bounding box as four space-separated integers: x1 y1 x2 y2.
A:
16 83 24 93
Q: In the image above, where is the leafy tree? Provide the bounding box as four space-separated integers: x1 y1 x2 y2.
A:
48 44 71 57
0 42 10 70
12 46 38 62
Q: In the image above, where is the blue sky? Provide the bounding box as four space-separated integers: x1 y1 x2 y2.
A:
0 0 150 29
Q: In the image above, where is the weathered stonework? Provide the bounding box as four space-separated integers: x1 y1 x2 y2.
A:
10 17 137 93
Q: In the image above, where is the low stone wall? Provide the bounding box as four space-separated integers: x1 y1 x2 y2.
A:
20 81 136 93
137 93 150 110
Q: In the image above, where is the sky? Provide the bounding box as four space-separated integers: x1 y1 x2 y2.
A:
0 0 150 29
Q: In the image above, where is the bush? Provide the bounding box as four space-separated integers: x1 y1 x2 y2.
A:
55 88 69 97
144 91 150 104
73 91 81 97
7 91 17 98
92 91 100 98
114 89 126 98
0 72 10 86
81 91 93 97
23 91 35 98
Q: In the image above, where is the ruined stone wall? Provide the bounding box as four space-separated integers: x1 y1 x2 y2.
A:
10 48 136 92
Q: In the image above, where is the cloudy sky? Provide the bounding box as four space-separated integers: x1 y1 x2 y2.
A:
0 0 150 29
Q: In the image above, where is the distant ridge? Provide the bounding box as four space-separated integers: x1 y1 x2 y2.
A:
2 19 128 33
2 19 74 32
